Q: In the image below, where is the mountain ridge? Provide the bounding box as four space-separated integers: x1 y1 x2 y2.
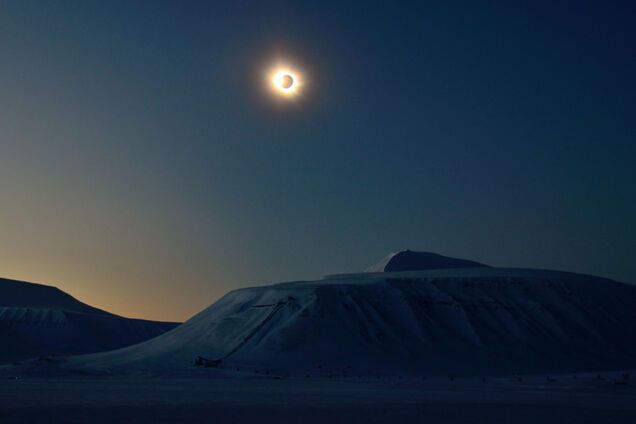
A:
0 277 180 364
0 277 111 316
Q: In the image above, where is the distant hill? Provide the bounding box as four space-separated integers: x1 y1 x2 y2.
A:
366 250 489 272
0 277 179 364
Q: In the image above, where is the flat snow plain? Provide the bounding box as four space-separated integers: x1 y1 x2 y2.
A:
1 371 635 423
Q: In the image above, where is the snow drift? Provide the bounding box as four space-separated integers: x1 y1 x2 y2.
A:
0 277 179 363
63 255 636 377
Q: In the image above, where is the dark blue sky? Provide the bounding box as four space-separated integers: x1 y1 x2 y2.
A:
1 1 634 320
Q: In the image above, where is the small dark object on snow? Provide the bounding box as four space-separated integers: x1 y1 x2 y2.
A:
194 356 222 368
615 373 631 386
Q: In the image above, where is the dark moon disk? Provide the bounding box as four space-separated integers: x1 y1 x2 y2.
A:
281 74 294 89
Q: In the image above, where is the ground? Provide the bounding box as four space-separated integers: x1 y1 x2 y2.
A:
1 372 635 423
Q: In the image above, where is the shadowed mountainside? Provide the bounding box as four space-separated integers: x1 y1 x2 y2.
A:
365 250 490 273
0 277 180 364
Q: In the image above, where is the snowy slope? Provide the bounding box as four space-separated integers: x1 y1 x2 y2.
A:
64 265 636 377
0 277 179 363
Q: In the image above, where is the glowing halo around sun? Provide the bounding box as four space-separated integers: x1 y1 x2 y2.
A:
268 65 303 99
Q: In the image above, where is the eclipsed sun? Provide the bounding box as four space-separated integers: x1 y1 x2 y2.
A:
270 67 302 98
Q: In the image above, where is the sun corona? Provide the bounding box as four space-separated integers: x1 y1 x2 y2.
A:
269 66 302 98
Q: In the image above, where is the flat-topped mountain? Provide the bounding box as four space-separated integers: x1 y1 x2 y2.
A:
55 254 636 378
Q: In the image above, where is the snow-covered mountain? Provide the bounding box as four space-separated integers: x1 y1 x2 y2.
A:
0 277 179 363
60 253 636 377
